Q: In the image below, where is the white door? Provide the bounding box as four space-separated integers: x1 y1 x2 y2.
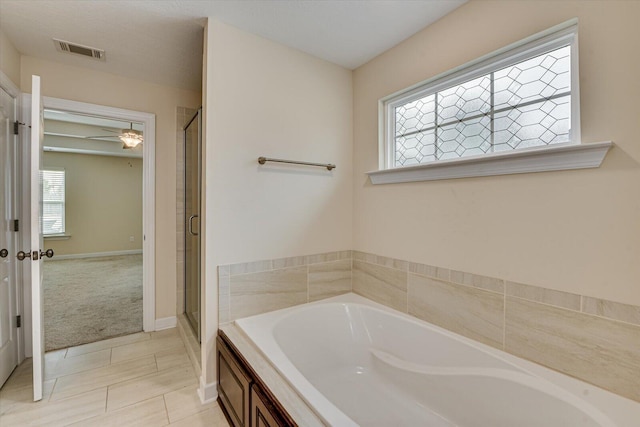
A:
29 75 45 401
0 86 19 387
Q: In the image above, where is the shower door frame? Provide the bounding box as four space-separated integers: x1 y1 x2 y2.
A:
183 108 202 342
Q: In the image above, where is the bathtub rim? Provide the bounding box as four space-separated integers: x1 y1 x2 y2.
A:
233 292 640 427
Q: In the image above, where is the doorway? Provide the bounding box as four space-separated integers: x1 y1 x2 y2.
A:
16 96 156 354
41 109 145 350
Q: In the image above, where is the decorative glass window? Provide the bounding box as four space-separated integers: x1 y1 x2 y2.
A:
382 21 579 169
41 169 66 235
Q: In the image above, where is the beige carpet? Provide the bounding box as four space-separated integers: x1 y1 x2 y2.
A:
43 254 143 351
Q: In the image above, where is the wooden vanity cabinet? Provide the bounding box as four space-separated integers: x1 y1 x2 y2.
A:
217 332 296 427
217 335 252 427
251 385 284 427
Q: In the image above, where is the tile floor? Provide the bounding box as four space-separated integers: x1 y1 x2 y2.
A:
0 328 230 426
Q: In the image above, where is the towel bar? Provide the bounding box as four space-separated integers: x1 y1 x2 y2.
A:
258 156 335 171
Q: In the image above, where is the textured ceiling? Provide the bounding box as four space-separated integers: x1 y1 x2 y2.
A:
0 0 465 91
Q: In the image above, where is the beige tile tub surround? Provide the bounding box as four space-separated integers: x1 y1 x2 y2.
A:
218 268 230 324
309 259 352 302
220 250 640 403
230 266 308 320
450 270 504 294
352 260 407 312
582 296 640 327
220 250 353 322
408 261 450 282
408 275 504 348
506 281 581 311
506 297 640 402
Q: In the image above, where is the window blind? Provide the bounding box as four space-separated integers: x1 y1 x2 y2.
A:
41 169 65 235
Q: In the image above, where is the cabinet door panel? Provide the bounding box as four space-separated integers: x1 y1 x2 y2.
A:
251 386 283 427
218 337 252 427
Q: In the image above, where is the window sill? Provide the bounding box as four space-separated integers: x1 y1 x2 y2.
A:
367 142 613 185
44 234 71 241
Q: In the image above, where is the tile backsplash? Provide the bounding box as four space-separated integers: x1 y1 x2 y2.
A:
352 260 407 313
408 273 504 348
308 260 351 302
505 297 640 404
218 251 352 323
218 250 640 403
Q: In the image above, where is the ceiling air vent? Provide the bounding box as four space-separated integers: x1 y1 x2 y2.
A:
53 39 105 61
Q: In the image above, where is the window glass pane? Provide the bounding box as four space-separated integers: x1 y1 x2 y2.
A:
396 131 435 166
42 202 64 234
42 170 65 202
494 46 571 109
493 94 571 151
390 43 572 167
437 115 492 160
437 75 491 123
395 95 435 136
41 170 65 234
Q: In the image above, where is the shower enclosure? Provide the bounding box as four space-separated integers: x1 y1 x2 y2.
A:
183 108 201 342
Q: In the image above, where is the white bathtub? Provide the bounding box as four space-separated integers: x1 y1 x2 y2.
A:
235 293 640 427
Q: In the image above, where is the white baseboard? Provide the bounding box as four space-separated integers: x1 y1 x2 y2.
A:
155 316 177 330
197 376 218 404
46 249 143 261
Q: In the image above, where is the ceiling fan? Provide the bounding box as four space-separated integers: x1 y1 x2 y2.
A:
86 123 143 149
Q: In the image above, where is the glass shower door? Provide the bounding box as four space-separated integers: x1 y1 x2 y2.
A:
184 108 201 342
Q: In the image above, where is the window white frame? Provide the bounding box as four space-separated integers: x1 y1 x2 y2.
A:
369 18 611 184
41 168 66 236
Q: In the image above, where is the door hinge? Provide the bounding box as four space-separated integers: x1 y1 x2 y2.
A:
11 219 19 232
16 315 21 328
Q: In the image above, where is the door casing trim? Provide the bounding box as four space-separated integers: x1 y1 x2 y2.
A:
21 95 156 338
0 72 23 371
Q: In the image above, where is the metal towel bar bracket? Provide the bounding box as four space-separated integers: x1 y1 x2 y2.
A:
258 156 336 171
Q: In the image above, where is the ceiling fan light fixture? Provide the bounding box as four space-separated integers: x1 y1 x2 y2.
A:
119 128 143 149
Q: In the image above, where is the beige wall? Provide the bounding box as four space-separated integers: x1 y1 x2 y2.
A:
203 20 353 384
0 30 21 86
43 152 142 256
21 56 201 319
353 0 640 306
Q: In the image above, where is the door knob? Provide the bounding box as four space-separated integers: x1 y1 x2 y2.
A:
0 249 7 258
40 249 54 258
17 250 32 261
